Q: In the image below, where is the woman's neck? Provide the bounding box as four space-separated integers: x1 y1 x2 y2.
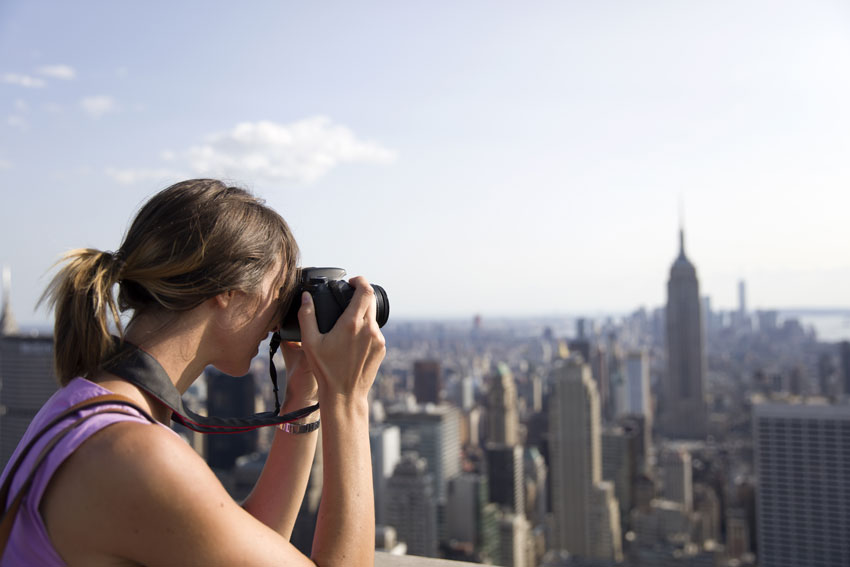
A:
93 305 214 424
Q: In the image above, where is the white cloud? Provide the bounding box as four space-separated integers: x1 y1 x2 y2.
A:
7 115 27 130
14 99 29 112
2 73 46 88
37 65 76 80
0 159 11 170
105 167 184 185
80 95 118 118
106 117 396 185
182 117 397 183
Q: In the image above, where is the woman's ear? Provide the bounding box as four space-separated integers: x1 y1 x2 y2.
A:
214 290 234 309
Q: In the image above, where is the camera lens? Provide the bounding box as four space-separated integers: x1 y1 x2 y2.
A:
372 284 390 328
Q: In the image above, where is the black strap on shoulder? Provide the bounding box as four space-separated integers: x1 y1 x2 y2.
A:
103 337 318 434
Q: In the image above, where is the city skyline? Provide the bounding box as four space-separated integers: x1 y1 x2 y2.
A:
2 1 850 325
2 238 849 564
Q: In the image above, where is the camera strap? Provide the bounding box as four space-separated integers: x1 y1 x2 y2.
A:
102 337 318 434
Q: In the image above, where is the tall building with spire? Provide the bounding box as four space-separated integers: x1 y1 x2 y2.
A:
662 229 707 439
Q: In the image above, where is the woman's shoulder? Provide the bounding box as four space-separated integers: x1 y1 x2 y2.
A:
42 416 217 564
48 411 204 498
41 413 303 567
63 411 198 471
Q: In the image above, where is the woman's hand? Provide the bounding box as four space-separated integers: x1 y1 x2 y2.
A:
297 276 386 405
280 341 319 411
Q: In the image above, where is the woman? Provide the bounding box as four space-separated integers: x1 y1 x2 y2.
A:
0 179 384 566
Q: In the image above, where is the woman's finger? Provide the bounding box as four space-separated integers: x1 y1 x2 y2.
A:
297 291 320 346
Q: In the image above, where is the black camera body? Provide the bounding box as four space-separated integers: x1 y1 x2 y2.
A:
278 267 389 342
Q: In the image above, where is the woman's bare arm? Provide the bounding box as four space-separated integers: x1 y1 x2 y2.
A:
241 356 319 538
299 278 385 567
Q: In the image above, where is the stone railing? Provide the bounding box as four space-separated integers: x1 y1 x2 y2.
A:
375 552 478 566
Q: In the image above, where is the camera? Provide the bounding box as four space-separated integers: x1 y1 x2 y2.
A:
278 267 390 341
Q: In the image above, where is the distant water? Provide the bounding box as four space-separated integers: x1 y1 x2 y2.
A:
783 311 850 343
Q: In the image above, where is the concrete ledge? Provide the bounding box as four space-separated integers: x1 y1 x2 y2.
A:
375 552 477 566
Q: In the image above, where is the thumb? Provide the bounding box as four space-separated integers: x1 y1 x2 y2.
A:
297 291 320 343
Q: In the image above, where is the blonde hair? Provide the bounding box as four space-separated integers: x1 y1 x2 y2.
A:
41 179 299 385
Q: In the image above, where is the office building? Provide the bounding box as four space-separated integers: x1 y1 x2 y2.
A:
524 446 548 528
386 454 438 558
662 229 707 439
623 349 651 420
0 275 58 466
693 483 720 545
386 404 461 502
548 357 622 562
485 442 525 516
498 511 531 567
754 401 850 567
659 445 693 513
0 268 17 336
370 423 401 525
0 334 57 466
841 341 850 397
413 360 441 405
487 362 519 446
601 426 637 522
204 367 258 470
446 473 488 546
726 507 751 559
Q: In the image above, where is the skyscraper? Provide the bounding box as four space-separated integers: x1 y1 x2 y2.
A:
659 445 693 513
754 401 850 567
205 368 258 470
0 267 18 336
487 362 519 446
446 473 488 547
738 279 747 317
601 426 637 522
386 404 461 501
0 335 56 466
662 229 708 439
498 511 531 567
840 341 850 397
548 357 622 562
617 349 651 420
413 359 441 405
370 423 401 526
485 443 525 516
0 271 58 466
386 454 439 558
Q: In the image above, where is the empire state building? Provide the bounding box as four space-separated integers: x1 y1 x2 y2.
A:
661 229 707 439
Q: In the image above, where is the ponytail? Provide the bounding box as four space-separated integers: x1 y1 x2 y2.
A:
39 249 124 385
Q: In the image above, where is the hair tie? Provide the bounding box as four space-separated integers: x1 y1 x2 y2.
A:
111 250 126 277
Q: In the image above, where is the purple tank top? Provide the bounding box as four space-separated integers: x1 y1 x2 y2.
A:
0 378 173 566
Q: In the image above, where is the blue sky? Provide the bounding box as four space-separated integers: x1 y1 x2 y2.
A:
1 1 849 325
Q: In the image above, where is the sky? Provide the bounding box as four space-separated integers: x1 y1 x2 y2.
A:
1 1 849 326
